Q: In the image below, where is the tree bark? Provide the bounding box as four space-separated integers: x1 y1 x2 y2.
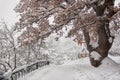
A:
83 0 115 67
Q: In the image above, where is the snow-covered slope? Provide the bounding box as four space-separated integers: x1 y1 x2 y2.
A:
19 57 120 80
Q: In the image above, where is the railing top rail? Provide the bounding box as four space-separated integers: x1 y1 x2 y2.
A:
12 60 50 74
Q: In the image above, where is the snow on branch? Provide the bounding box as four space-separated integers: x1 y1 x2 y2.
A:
90 51 101 60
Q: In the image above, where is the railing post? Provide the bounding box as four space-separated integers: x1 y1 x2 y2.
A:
36 62 38 69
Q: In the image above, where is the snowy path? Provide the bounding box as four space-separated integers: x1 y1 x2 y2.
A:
76 66 105 80
19 57 120 80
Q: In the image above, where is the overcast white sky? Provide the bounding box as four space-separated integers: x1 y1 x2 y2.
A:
0 0 20 29
0 0 120 29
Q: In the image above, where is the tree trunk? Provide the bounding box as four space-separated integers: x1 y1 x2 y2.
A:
84 20 112 67
14 47 17 69
83 0 115 67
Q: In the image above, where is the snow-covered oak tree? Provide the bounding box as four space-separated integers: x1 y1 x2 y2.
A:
15 0 120 67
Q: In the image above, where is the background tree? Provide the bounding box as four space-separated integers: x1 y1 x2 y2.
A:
0 21 45 70
0 21 17 70
14 0 120 67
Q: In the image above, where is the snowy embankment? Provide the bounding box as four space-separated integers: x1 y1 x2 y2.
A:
19 57 120 80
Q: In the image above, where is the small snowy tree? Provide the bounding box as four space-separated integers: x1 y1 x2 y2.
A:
0 21 17 70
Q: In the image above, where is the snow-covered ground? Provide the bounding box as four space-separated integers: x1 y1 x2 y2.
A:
18 56 120 80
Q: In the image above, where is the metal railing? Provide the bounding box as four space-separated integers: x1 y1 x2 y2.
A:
11 61 50 80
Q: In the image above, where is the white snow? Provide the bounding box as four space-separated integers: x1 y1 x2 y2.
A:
3 69 12 80
48 15 55 25
32 23 38 28
108 37 113 43
44 34 83 64
90 51 101 60
89 32 99 48
109 55 120 64
115 0 120 7
19 57 120 80
98 0 105 6
62 2 67 6
109 30 120 56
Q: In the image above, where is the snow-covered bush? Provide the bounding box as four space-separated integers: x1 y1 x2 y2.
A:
44 32 88 64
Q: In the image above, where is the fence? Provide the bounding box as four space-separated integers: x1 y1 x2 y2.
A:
11 61 50 80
